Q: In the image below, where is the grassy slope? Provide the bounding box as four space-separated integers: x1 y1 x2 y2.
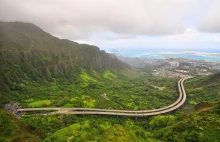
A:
185 73 220 105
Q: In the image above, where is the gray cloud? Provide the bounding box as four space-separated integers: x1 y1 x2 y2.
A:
0 0 200 40
198 0 220 33
106 34 137 41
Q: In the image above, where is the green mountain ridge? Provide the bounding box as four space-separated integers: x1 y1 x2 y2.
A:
1 21 220 142
0 21 128 94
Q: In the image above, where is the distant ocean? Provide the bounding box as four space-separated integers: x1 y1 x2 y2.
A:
111 52 220 62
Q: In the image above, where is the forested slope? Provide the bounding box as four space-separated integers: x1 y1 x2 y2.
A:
19 102 220 142
0 21 128 94
0 109 43 142
185 73 220 105
1 21 220 142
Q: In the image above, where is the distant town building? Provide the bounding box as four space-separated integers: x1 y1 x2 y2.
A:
200 69 207 72
175 69 188 73
169 61 179 67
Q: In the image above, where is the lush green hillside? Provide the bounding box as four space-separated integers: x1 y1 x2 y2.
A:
19 102 219 142
1 68 179 111
185 73 220 105
0 109 43 142
0 21 179 112
152 102 220 142
1 21 220 142
0 21 128 93
1 101 219 142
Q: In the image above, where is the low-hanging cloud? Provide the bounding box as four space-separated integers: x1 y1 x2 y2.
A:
0 0 200 40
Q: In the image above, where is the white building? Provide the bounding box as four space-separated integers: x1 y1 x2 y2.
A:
169 61 179 67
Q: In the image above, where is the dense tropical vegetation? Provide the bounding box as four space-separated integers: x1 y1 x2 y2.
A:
1 101 219 142
185 73 220 105
2 68 179 111
0 22 219 142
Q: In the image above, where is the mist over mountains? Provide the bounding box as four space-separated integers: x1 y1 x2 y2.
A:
0 22 127 79
0 21 128 91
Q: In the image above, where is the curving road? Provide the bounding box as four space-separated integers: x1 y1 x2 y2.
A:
18 78 188 116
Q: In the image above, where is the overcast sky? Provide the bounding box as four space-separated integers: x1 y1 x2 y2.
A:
0 0 220 52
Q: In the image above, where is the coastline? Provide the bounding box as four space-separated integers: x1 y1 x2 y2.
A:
110 52 220 62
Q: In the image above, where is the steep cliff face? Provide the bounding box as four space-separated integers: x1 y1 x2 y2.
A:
0 21 128 91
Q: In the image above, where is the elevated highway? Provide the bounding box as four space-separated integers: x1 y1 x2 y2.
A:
18 78 188 116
